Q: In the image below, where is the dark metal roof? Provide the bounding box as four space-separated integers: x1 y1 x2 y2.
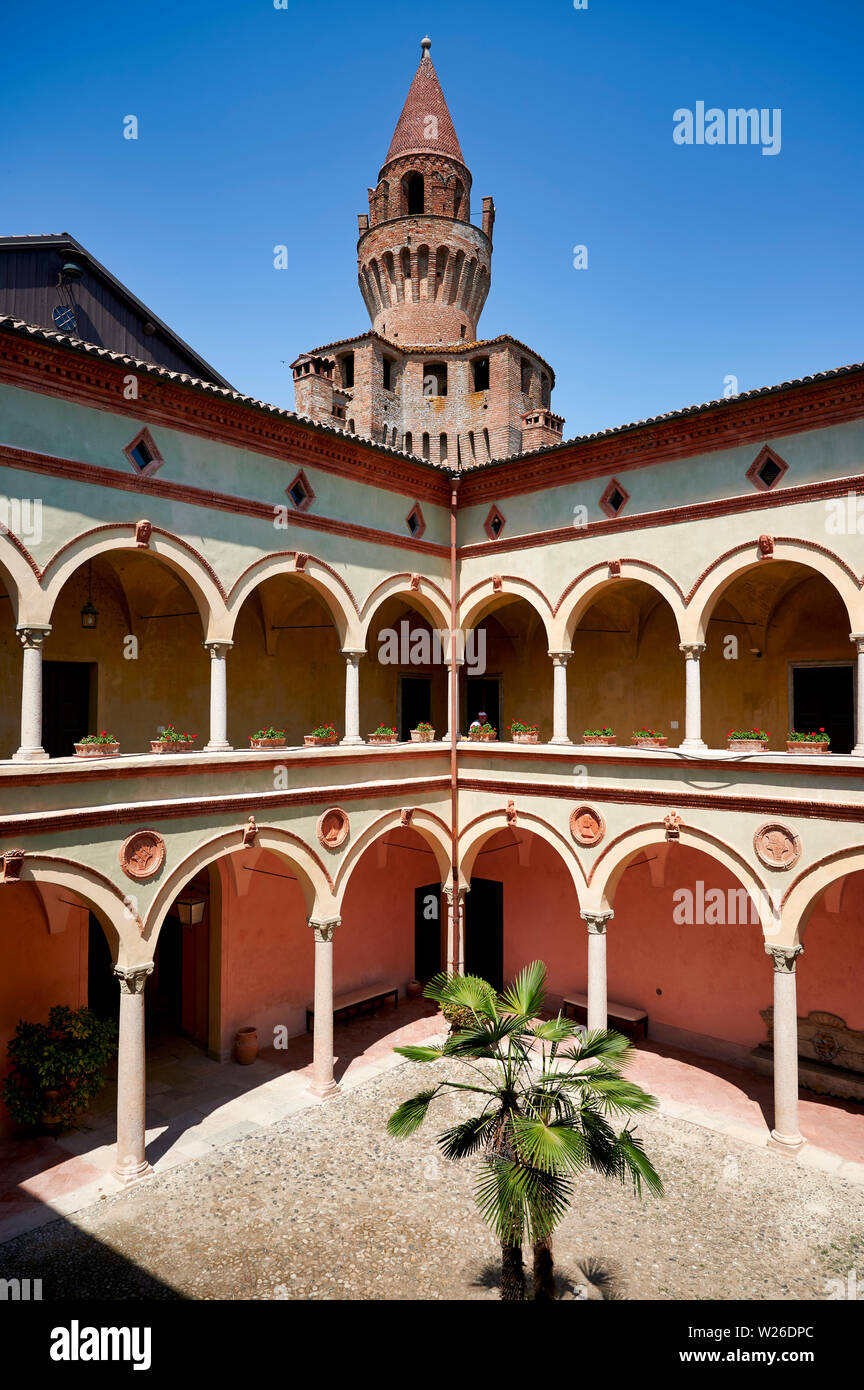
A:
0 234 233 388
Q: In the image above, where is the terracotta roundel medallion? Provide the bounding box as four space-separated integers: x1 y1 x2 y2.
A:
316 806 350 850
120 829 166 880
753 822 801 870
569 805 605 847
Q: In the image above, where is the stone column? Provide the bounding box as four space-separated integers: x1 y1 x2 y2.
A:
341 652 364 745
113 963 154 1183
581 910 613 1031
308 916 341 1098
850 634 864 754
549 651 572 745
13 625 51 762
204 640 233 751
444 657 462 742
443 883 469 973
679 643 707 750
766 944 805 1155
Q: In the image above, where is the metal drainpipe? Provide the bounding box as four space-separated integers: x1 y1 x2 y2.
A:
449 474 461 972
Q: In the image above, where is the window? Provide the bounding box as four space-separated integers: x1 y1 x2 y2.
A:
472 357 490 392
339 353 355 389
404 432 413 454
423 363 447 397
483 428 491 459
123 427 164 479
286 469 315 511
468 431 476 461
484 505 506 540
422 433 430 460
439 433 448 463
747 445 789 492
599 478 630 518
382 356 395 390
405 172 424 215
540 373 551 408
406 503 426 538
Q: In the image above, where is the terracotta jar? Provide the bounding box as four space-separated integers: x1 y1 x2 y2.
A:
233 1026 258 1065
406 979 423 999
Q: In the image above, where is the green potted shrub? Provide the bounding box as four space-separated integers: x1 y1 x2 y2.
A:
583 726 616 746
786 729 830 754
631 726 667 748
2 1005 118 1132
368 724 398 745
150 722 197 753
74 731 120 758
509 719 539 744
410 721 435 743
728 728 770 752
304 721 339 747
249 726 288 749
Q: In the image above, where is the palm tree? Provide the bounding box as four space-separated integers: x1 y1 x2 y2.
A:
387 961 663 1300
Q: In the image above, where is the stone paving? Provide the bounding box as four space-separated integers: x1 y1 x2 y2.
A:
1 1005 862 1253
1 1053 863 1301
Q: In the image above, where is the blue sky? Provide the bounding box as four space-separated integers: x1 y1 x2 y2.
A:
3 0 862 438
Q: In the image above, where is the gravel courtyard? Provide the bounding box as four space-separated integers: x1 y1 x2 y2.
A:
3 1057 863 1301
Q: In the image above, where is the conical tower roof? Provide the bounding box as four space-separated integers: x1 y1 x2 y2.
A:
382 38 465 170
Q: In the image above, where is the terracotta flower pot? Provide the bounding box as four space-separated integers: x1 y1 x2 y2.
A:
74 743 120 758
786 741 829 755
410 729 435 742
583 735 616 746
632 736 668 748
304 734 339 747
150 739 196 754
406 979 423 1000
249 737 288 749
728 740 769 753
40 1089 65 1128
368 735 398 744
233 1026 258 1065
468 730 497 742
511 732 539 744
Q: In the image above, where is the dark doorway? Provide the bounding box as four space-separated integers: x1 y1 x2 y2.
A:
87 913 117 1021
465 878 504 991
466 676 500 735
147 916 183 1038
400 676 431 741
42 661 96 758
414 883 442 982
791 664 854 754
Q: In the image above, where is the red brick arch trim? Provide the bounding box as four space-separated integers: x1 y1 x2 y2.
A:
585 820 763 891
227 550 360 614
13 852 143 930
553 560 686 615
361 571 450 614
684 537 863 605
781 847 864 910
39 522 228 598
0 525 40 578
460 574 555 612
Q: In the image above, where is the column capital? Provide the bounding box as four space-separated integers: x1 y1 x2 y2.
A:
341 649 365 663
308 915 341 942
679 642 706 660
548 650 572 665
850 633 864 651
442 882 469 905
113 962 154 994
765 943 802 973
581 909 614 934
16 624 51 649
203 639 233 656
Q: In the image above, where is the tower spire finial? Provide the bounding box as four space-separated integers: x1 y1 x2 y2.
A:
421 35 431 59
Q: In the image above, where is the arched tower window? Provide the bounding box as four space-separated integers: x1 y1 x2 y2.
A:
453 179 465 220
404 172 425 215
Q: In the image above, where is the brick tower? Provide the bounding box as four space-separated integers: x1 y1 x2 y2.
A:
292 39 564 463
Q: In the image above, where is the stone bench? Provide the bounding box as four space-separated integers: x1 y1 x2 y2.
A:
306 983 399 1032
562 992 648 1042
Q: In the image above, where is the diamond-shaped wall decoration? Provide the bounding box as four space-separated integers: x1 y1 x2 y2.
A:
746 445 789 493
599 478 630 518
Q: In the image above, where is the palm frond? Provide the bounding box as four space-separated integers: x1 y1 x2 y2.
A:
564 1028 635 1065
510 1115 591 1175
499 959 547 1019
386 1087 440 1138
532 1015 582 1044
614 1127 665 1197
437 1111 499 1161
474 1154 573 1245
424 971 498 1020
392 1044 446 1063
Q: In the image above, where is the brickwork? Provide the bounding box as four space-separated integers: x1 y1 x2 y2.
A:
292 40 564 458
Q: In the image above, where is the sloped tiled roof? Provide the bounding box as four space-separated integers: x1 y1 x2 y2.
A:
383 45 465 169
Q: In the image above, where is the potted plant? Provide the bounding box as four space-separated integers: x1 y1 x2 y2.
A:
150 723 197 753
368 724 398 745
2 1005 118 1133
304 722 339 747
74 731 120 758
583 727 616 746
728 728 770 752
509 719 539 744
249 726 289 749
468 722 497 742
631 726 667 748
787 729 831 754
410 721 436 742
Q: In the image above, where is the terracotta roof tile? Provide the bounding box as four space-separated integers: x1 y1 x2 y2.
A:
384 51 464 168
